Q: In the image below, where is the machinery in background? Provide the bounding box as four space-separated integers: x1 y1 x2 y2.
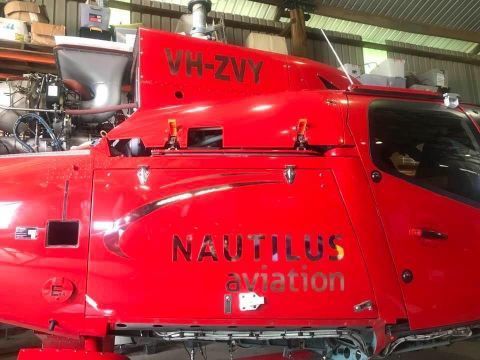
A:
408 68 448 92
359 59 407 88
1 74 103 154
0 2 478 360
0 0 225 156
0 74 67 154
175 0 226 42
346 60 450 94
0 37 133 154
78 0 112 41
54 37 132 123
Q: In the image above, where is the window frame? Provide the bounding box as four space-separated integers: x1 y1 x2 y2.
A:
369 99 480 208
464 106 480 130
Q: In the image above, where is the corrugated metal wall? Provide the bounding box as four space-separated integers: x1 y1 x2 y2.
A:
32 0 479 104
36 0 80 37
131 1 183 33
306 30 365 68
36 0 364 69
222 25 365 69
129 0 365 68
387 41 480 105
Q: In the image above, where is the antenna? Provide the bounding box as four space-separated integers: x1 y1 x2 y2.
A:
320 29 354 86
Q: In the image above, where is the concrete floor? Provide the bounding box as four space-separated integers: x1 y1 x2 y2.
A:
1 331 480 359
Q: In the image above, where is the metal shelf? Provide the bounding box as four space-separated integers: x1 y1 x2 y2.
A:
0 39 56 79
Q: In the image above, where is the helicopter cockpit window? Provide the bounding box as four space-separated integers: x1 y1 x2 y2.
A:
370 100 480 205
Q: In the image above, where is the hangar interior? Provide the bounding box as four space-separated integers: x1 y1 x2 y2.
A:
0 0 479 359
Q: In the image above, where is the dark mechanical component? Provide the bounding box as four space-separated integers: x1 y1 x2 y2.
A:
0 42 133 154
371 170 382 183
13 113 63 152
0 72 132 153
188 0 212 13
126 138 147 157
281 0 316 12
48 319 58 332
402 270 414 284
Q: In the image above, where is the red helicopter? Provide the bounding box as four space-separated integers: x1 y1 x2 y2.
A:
0 4 479 359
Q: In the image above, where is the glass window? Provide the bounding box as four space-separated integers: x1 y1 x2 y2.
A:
363 48 388 74
370 100 480 205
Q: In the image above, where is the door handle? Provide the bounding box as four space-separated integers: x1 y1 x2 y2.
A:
410 228 448 240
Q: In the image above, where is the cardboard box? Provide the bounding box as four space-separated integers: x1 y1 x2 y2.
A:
4 1 40 14
417 69 448 88
370 59 406 78
31 22 65 46
359 74 406 88
0 17 29 42
246 32 288 55
4 1 48 24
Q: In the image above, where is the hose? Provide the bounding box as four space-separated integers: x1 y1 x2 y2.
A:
0 140 10 154
0 104 57 113
13 113 63 153
0 103 138 115
65 103 137 115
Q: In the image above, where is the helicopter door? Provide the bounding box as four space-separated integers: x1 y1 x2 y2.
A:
352 98 480 330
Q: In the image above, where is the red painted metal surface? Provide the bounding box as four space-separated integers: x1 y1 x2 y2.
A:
87 163 377 324
18 349 128 360
348 84 443 100
0 73 26 80
0 27 477 359
108 90 350 149
0 152 102 337
137 29 356 110
347 95 480 330
0 47 55 65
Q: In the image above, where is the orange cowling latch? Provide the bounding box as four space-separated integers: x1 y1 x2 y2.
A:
295 119 308 150
297 119 307 136
168 119 178 137
165 119 180 150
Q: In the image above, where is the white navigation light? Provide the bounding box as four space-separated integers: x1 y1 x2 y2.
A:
443 93 460 109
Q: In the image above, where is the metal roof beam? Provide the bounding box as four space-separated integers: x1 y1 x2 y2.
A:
108 0 480 66
290 8 308 57
313 3 479 44
470 44 480 55
273 5 284 21
252 0 479 44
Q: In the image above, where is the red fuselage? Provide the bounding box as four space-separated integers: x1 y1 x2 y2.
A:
0 29 479 358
